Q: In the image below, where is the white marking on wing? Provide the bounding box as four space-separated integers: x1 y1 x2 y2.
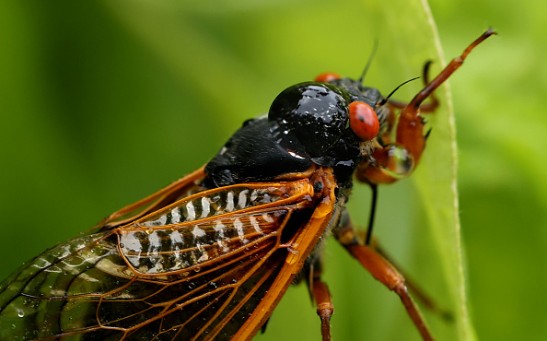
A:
186 201 196 221
226 191 235 212
250 215 263 234
201 197 211 218
238 189 248 208
262 213 274 223
192 225 206 238
171 207 182 224
234 218 248 244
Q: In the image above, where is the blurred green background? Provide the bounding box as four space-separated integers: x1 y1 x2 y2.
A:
0 0 545 340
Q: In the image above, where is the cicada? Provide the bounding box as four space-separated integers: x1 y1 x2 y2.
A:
0 30 494 341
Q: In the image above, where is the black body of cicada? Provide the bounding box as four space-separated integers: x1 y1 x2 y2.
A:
205 80 382 188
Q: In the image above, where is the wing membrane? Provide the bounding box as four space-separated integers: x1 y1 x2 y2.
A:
99 167 207 230
0 178 317 341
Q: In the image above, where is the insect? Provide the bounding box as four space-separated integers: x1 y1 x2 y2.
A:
0 30 494 341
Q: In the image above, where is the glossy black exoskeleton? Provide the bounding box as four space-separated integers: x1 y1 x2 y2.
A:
204 79 383 189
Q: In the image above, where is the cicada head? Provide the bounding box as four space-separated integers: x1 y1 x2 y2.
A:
267 77 391 184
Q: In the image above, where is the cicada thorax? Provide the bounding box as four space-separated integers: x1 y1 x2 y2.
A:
205 80 383 191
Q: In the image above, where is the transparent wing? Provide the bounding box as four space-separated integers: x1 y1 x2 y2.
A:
0 178 320 341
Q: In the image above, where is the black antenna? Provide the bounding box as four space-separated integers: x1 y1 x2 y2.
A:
377 76 420 107
358 40 379 84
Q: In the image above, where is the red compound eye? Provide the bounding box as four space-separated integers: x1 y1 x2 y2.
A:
348 101 379 141
314 72 341 82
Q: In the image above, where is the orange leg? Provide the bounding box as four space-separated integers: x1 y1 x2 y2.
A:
334 222 434 341
355 197 452 320
371 241 453 321
312 278 334 341
359 29 496 185
306 260 334 341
